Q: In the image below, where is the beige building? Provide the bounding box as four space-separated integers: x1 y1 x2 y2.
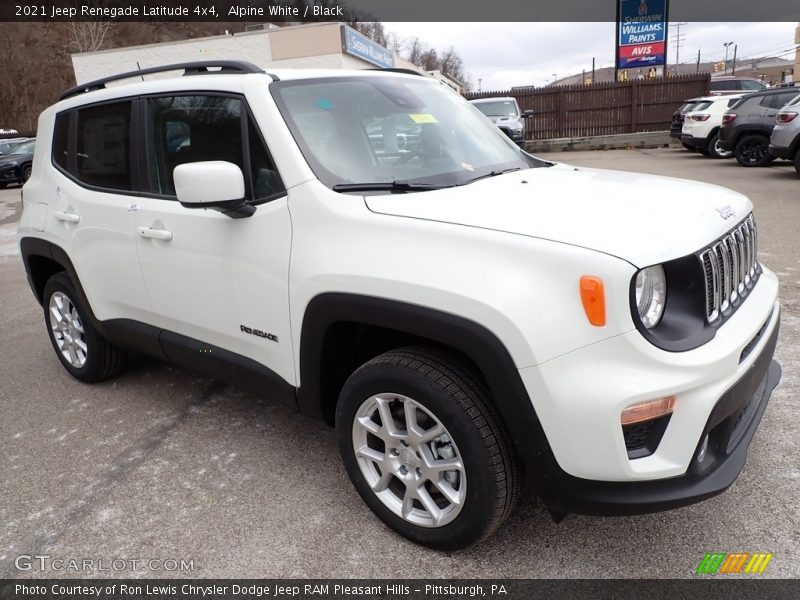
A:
72 22 421 85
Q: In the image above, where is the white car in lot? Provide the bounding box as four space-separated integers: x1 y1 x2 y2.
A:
681 94 744 158
18 62 781 549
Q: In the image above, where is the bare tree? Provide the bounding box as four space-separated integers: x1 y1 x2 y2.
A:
62 22 112 53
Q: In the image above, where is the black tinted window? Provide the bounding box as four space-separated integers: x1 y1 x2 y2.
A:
146 95 243 196
76 102 131 190
247 118 283 200
773 92 799 109
52 113 69 170
709 81 726 91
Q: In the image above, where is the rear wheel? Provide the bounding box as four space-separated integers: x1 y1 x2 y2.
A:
43 272 126 382
708 133 733 159
336 347 520 550
734 134 774 167
794 152 800 175
21 164 32 183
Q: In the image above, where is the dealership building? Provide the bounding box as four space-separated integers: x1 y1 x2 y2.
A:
71 22 462 92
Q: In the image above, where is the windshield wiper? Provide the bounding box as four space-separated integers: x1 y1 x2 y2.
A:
332 181 452 193
460 167 522 185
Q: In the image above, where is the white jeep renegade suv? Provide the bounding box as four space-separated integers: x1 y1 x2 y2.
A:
18 62 781 549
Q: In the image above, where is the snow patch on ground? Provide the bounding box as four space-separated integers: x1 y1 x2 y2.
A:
0 224 18 260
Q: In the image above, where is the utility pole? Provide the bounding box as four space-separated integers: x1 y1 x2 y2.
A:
592 57 595 83
723 41 734 75
477 78 482 93
696 48 701 73
732 44 738 75
671 22 687 74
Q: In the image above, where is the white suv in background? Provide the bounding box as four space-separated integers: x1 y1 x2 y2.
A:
682 94 744 158
18 62 781 549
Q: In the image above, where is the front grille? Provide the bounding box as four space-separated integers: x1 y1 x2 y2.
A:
700 214 760 323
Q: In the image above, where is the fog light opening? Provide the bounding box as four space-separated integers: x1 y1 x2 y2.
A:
620 395 676 426
697 434 709 463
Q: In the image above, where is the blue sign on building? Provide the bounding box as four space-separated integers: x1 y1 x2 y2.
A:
341 25 395 69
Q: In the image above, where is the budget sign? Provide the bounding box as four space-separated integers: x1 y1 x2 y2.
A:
617 0 668 69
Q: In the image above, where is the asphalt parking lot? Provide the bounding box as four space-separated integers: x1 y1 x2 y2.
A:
1 146 799 579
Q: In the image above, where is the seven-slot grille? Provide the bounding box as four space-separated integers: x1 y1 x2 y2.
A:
700 214 760 323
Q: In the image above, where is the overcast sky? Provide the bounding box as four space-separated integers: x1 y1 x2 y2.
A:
385 22 798 90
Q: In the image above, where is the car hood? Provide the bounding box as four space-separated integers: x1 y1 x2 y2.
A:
365 163 752 267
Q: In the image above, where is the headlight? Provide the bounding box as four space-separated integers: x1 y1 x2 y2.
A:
635 265 666 329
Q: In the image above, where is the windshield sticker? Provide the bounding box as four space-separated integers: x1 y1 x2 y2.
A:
409 113 438 124
460 162 475 171
315 98 333 110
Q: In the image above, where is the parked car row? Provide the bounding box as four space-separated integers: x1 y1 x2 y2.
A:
0 137 35 187
677 87 800 173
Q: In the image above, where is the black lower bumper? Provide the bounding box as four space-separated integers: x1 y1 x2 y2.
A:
768 144 791 159
539 315 781 517
681 134 709 150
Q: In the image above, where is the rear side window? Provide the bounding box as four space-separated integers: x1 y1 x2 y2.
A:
75 102 132 190
726 98 740 108
772 92 800 109
693 101 712 111
709 81 726 91
740 80 764 91
52 114 69 170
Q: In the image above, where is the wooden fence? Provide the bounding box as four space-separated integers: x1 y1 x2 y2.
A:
465 74 711 140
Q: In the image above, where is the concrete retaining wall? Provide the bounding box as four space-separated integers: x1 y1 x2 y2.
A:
525 131 672 153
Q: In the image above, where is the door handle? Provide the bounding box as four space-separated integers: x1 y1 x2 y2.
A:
53 211 80 224
137 226 173 241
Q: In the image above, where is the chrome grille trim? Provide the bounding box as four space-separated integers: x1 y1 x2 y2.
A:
700 214 760 324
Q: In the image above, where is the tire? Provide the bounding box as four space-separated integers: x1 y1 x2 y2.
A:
734 134 774 167
707 133 733 159
43 272 126 382
698 148 711 156
336 346 520 550
0 183 6 189
21 164 32 183
794 152 800 176
681 142 693 151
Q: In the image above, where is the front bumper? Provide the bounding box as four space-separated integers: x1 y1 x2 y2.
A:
547 324 780 516
518 268 781 516
768 144 791 159
0 164 20 182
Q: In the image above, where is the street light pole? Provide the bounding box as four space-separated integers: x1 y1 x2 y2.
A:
723 41 734 75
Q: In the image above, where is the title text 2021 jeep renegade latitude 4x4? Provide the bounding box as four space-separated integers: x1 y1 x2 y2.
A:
18 62 781 550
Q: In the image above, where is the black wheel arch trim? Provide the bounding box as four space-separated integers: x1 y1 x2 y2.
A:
296 293 564 489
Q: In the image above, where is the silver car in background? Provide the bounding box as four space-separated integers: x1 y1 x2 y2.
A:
469 96 533 147
768 94 800 174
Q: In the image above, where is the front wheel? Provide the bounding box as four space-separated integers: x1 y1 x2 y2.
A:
336 347 520 550
734 134 774 167
43 272 126 382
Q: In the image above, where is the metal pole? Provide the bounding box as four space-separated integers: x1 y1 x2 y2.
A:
732 44 737 75
592 57 596 83
696 48 700 73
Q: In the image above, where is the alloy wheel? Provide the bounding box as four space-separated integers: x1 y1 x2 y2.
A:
49 291 87 368
352 393 466 528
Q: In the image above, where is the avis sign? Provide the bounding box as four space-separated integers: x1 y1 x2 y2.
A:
616 0 668 69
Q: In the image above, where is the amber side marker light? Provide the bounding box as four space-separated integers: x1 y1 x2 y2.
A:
580 276 606 326
621 396 677 426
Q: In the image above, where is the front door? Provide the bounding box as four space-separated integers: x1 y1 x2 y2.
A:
133 94 295 387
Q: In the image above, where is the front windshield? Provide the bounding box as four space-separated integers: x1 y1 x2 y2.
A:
11 141 34 155
472 100 519 117
271 76 543 190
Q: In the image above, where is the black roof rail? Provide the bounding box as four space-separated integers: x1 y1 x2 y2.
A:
367 67 425 77
59 61 270 101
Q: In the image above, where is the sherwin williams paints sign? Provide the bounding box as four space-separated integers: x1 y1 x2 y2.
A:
616 0 668 69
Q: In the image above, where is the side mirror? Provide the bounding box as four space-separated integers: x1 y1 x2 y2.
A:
522 109 535 117
174 161 254 218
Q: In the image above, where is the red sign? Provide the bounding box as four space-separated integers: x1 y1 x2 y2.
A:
618 41 666 67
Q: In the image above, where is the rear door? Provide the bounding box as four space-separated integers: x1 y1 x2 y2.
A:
132 93 295 386
48 100 150 322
